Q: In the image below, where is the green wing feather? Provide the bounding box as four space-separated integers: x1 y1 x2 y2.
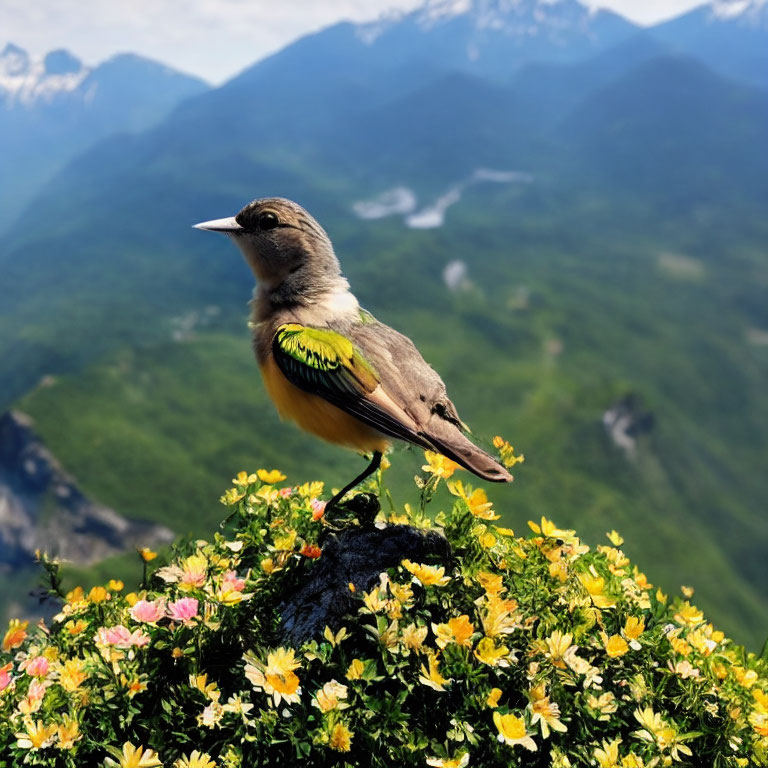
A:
273 323 379 398
272 323 430 447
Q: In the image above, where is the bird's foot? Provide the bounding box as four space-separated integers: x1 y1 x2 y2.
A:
323 492 381 530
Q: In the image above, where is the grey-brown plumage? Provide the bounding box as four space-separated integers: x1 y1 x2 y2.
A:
194 197 512 487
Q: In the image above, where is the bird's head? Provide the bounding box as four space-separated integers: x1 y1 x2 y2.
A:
194 197 340 293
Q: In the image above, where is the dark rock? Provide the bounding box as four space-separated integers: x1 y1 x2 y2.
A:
0 410 174 570
278 523 451 646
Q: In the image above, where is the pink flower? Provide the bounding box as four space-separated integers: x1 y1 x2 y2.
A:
128 628 151 647
24 656 50 677
0 663 12 692
221 571 245 593
279 487 293 498
27 678 49 702
130 599 165 623
311 498 326 521
96 625 150 648
167 597 199 623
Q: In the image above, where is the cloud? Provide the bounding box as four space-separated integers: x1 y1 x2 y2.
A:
0 0 421 82
0 0 704 84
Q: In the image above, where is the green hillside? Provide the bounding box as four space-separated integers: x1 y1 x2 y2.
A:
13 186 768 649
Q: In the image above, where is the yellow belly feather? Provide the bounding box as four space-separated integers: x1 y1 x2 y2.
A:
260 357 389 453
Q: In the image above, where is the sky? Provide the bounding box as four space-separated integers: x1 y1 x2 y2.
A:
1 0 707 84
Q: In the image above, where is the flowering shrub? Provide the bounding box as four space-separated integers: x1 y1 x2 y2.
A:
1 447 766 767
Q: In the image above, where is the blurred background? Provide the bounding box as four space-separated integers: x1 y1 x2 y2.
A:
1 0 766 648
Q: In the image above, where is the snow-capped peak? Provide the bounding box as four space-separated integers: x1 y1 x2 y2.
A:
0 44 89 105
356 0 599 44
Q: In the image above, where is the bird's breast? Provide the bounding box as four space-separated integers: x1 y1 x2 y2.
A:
259 356 389 453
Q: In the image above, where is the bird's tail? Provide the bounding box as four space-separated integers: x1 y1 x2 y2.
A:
424 430 513 483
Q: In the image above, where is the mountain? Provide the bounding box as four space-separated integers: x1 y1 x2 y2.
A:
651 0 768 89
556 55 768 209
0 409 174 569
355 0 639 77
0 44 208 230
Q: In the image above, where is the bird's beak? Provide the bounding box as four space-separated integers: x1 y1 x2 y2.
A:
193 216 244 233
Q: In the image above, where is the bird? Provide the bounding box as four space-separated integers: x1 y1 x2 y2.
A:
194 197 512 509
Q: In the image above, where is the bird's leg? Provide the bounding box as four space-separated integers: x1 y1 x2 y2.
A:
325 451 383 517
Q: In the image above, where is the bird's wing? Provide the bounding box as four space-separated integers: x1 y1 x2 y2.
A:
271 323 431 448
347 319 513 483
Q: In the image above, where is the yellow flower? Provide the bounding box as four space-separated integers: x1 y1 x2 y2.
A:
124 676 148 698
401 623 428 652
681 585 694 598
477 529 497 549
221 487 246 505
493 712 537 751
422 450 460 479
529 691 567 738
449 480 498 520
426 754 470 768
432 615 474 648
402 560 450 586
486 687 503 708
345 659 365 681
593 738 621 768
64 585 85 603
108 580 124 592
179 554 208 591
64 619 88 636
527 517 568 538
481 594 519 637
419 651 451 691
173 751 217 768
603 634 629 658
687 629 716 656
545 630 576 670
606 530 624 546
88 586 109 604
15 720 57 750
474 637 511 667
623 616 645 641
674 602 703 626
579 572 616 609
632 707 684 753
257 469 286 484
233 471 258 486
108 742 163 768
2 619 28 651
190 673 220 701
261 557 276 574
549 560 568 583
137 547 158 562
313 680 349 713
244 648 302 706
475 571 504 596
492 436 525 468
753 688 768 713
750 710 768 738
669 636 692 657
273 529 297 551
587 692 618 720
733 666 759 689
58 658 88 692
328 722 353 752
56 715 81 749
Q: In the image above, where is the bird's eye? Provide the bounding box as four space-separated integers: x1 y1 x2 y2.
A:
258 211 280 230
